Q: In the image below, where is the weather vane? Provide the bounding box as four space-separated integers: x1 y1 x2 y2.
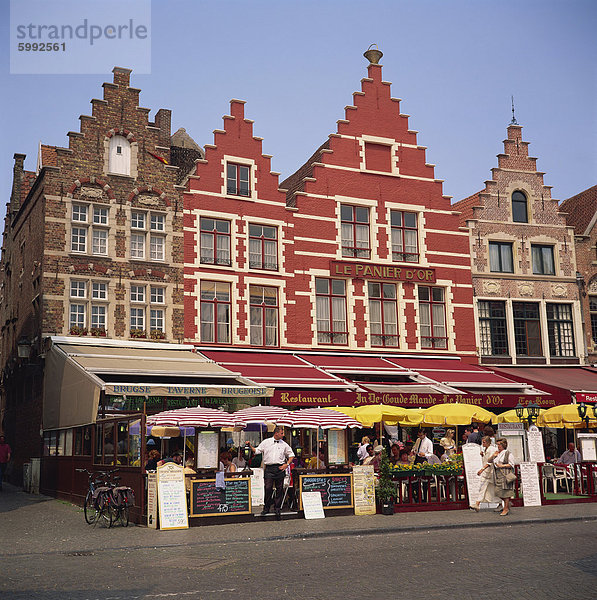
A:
511 96 518 125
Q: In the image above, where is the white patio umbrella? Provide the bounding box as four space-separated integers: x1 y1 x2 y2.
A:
234 405 290 424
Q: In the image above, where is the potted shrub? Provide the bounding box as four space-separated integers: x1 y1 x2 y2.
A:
376 449 395 515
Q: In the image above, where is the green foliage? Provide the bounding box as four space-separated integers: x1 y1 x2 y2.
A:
376 449 395 503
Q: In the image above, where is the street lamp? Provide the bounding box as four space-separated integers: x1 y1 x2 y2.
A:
515 402 525 421
526 402 541 426
577 402 589 429
17 337 32 359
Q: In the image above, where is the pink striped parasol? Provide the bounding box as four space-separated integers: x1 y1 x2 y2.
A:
146 407 245 428
276 407 362 430
233 405 290 424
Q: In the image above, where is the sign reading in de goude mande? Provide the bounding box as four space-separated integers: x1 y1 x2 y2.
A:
272 390 564 409
330 260 435 283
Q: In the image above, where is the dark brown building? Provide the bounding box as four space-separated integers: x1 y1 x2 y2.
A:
0 67 202 479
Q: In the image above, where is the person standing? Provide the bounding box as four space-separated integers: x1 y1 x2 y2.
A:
247 426 294 520
0 435 11 491
471 436 498 511
467 424 481 445
439 429 456 457
489 438 516 516
411 430 433 464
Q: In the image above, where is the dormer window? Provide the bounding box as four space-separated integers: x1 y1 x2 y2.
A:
227 163 250 197
109 135 131 175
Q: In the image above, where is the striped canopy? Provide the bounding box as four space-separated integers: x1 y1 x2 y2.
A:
276 407 362 429
146 407 245 428
233 405 290 424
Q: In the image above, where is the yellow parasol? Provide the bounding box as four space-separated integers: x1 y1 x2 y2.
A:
539 404 597 428
496 408 546 424
422 403 496 426
326 406 358 419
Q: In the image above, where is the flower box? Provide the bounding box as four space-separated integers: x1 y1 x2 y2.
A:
69 326 87 336
130 329 147 339
90 328 107 337
149 330 166 340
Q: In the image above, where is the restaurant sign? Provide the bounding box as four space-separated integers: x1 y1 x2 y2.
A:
330 260 435 283
104 384 273 397
271 390 564 409
575 393 597 403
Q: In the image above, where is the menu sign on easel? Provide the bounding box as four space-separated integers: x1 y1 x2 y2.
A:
352 465 376 516
196 431 219 468
147 472 158 529
157 462 189 530
462 443 483 507
527 427 545 463
519 462 542 507
190 478 252 517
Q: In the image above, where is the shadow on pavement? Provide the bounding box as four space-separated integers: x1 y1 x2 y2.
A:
4 588 151 600
0 483 55 514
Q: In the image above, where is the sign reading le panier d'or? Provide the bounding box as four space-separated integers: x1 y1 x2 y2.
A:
330 260 435 283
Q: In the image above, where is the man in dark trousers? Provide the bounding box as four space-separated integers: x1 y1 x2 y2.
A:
248 427 294 520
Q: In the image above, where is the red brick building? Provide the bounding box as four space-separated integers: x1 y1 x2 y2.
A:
184 57 544 412
560 185 597 363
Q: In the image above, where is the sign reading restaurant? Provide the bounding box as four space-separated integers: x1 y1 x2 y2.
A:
330 260 435 283
271 390 567 409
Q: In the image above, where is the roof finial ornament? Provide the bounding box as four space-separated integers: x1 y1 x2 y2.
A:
511 95 518 125
364 44 383 65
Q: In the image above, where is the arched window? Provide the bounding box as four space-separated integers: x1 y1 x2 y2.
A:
512 191 528 223
108 135 131 175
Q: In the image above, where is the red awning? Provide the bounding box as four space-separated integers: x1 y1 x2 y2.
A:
199 350 354 389
385 357 528 390
296 354 416 376
492 366 597 397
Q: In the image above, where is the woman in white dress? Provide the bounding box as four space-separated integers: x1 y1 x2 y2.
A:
471 436 498 511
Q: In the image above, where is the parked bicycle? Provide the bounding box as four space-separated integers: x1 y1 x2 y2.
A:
109 477 135 527
76 468 116 527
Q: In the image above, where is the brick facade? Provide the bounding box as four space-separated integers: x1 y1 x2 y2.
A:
453 124 582 365
184 63 476 357
560 185 597 363
0 68 201 470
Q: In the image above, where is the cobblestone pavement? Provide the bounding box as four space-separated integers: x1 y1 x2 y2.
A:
1 483 596 599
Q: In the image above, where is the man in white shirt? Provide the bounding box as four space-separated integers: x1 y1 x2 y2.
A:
412 430 433 464
248 426 294 519
559 443 581 465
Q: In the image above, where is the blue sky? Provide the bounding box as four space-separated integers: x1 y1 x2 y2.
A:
1 0 596 219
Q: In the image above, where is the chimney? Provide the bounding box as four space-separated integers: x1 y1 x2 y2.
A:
10 154 26 215
112 66 132 88
155 108 172 147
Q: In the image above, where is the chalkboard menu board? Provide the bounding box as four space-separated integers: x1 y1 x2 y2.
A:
190 478 252 517
299 474 353 510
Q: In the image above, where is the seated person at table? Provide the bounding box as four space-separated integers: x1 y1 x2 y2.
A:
389 443 401 465
184 456 196 493
558 443 581 465
397 450 411 466
144 449 161 472
219 451 237 473
425 446 441 465
306 450 326 470
357 436 371 463
232 450 247 471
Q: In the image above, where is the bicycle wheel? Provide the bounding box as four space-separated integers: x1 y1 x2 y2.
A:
83 491 98 524
117 505 130 527
96 493 113 528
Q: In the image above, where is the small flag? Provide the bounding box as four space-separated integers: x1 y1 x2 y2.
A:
147 151 168 165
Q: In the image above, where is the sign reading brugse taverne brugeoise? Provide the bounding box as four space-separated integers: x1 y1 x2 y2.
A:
330 260 435 283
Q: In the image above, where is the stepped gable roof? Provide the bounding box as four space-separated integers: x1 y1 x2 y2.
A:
280 139 329 205
40 144 57 167
452 191 482 226
560 184 597 236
